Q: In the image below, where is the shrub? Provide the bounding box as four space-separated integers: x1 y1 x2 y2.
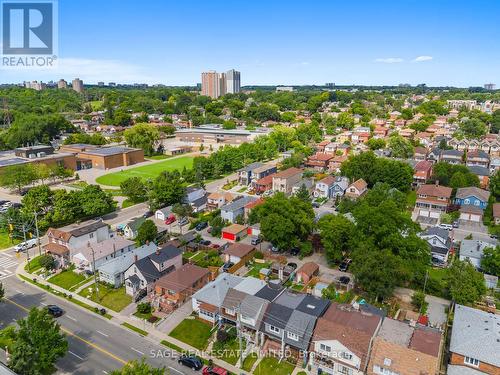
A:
137 302 152 314
148 316 159 323
216 329 230 343
254 251 264 260
39 255 56 270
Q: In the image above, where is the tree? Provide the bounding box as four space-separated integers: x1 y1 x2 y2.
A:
209 214 225 237
38 255 56 270
110 359 164 375
295 183 310 202
149 171 186 209
172 203 193 231
136 220 158 245
491 109 500 134
366 138 386 150
458 118 487 139
318 214 356 264
120 177 148 203
481 246 500 277
411 291 428 313
447 259 486 305
9 308 68 375
0 164 39 193
0 282 4 302
124 123 160 156
388 135 414 158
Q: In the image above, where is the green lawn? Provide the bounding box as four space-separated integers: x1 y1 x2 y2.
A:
79 283 132 312
0 231 20 250
242 352 258 372
146 154 172 160
95 156 195 186
169 319 213 350
25 255 44 273
406 190 417 209
253 357 295 375
245 262 272 278
48 270 87 290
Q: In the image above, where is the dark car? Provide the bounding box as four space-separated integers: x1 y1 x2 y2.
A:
338 276 350 285
338 258 352 272
287 262 298 270
199 239 211 246
222 262 234 272
290 247 300 256
195 222 208 231
178 354 203 371
46 305 64 317
142 210 153 218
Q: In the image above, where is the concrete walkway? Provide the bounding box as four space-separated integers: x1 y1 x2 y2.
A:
155 300 193 335
16 261 248 374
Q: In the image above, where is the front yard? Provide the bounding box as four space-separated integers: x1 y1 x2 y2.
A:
169 318 213 350
78 283 131 312
48 269 88 290
0 231 19 250
253 356 296 375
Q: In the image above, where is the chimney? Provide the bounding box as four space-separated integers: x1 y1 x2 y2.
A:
134 254 138 262
156 247 160 255
146 240 150 245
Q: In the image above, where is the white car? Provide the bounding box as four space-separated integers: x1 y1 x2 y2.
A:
14 239 38 252
438 223 453 231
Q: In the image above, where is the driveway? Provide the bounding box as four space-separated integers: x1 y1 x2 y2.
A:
394 287 450 328
156 300 193 335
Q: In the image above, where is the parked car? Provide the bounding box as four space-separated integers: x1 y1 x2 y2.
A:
452 221 459 228
178 355 203 371
290 247 300 256
438 223 453 231
14 238 38 252
195 222 208 231
338 258 352 272
222 262 234 272
338 276 350 285
210 243 221 249
202 366 227 375
271 245 280 253
46 305 64 317
142 210 153 218
312 201 320 208
199 239 211 246
250 236 262 245
178 217 189 226
165 215 176 225
287 262 298 270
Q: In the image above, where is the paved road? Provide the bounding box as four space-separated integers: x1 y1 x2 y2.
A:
0 272 196 374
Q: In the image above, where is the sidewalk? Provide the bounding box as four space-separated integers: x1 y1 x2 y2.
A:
16 262 249 374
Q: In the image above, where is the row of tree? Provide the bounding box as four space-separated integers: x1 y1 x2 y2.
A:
0 163 74 194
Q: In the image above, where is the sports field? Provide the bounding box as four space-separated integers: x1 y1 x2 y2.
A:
95 156 194 186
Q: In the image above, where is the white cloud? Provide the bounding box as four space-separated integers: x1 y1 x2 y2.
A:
413 55 433 62
374 57 404 63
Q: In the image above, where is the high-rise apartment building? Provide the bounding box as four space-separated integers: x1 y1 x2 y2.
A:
226 69 241 94
57 79 67 89
484 83 496 90
72 78 84 93
201 71 227 98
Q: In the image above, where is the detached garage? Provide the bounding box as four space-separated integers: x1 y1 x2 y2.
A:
221 224 247 242
459 205 483 223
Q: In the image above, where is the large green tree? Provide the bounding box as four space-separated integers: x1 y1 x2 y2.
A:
124 123 160 156
120 177 148 203
149 171 186 210
111 359 164 375
481 246 500 277
0 164 39 193
318 214 356 263
447 259 486 305
136 220 158 245
9 308 68 375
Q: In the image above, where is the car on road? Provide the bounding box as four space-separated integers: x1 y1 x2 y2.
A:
490 234 498 240
195 221 208 231
251 236 262 245
210 243 221 249
202 365 227 375
14 238 38 252
178 354 203 371
338 258 352 272
46 305 64 317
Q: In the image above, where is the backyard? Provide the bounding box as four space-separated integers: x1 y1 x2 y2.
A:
78 283 132 312
95 155 195 186
245 261 272 278
169 318 213 350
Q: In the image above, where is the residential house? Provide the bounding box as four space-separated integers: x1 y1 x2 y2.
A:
459 205 485 223
468 165 490 188
328 155 348 173
454 187 490 210
124 245 183 299
221 223 247 242
254 174 275 195
448 304 500 374
184 186 207 212
466 150 490 168
418 226 452 262
413 161 433 187
123 217 146 239
314 176 349 199
415 132 433 147
459 239 492 269
220 288 248 325
414 146 428 161
415 184 452 219
238 162 264 185
295 262 319 284
494 203 500 225
345 178 368 200
192 273 243 324
239 294 270 346
489 157 500 174
440 149 463 164
309 303 383 375
72 237 135 272
244 198 264 220
221 196 257 223
207 192 235 211
427 148 442 163
316 140 331 153
272 167 303 195
250 164 278 185
43 218 110 267
155 206 172 222
291 178 315 196
305 153 334 172
98 242 157 287
368 318 442 375
152 263 210 313
222 243 255 264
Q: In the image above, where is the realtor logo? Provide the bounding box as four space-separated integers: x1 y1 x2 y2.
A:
1 0 58 68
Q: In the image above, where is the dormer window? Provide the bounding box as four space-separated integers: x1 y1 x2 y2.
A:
287 332 299 341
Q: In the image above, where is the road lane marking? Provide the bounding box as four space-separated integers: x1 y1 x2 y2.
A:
4 298 127 365
14 289 24 295
97 330 109 337
168 367 184 375
130 347 145 356
66 315 77 322
68 350 84 360
102 371 108 374
40 302 47 306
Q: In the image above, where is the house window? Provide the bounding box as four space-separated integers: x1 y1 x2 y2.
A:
268 325 280 334
341 352 353 360
89 233 94 239
225 308 236 316
373 366 399 375
464 199 470 205
383 358 392 366
339 365 353 375
464 356 480 367
287 332 299 341
474 200 480 206
319 343 331 352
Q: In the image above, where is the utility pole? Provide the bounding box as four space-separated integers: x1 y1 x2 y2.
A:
89 242 99 300
34 211 41 257
22 223 30 272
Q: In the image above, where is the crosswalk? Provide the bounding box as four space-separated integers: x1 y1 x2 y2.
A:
0 253 18 281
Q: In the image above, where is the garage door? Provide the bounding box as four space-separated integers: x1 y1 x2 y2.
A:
470 214 481 222
430 211 440 218
419 209 430 217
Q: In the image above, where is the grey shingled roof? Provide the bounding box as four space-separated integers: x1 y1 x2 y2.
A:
447 365 485 375
262 302 293 330
284 310 317 351
238 162 264 173
467 165 490 176
449 304 500 367
460 240 491 261
192 273 243 308
240 294 269 329
274 290 306 309
296 294 330 317
221 196 257 213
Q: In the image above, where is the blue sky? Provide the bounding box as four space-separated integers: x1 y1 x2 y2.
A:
2 0 499 86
